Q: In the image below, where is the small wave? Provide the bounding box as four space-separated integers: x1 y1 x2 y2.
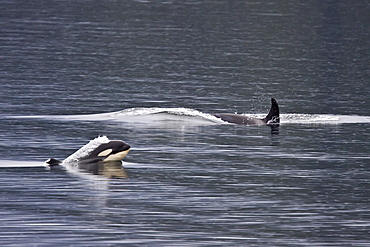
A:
280 114 340 124
4 109 370 125
63 107 225 124
7 107 225 126
100 107 208 117
281 114 370 124
242 114 370 125
0 160 45 168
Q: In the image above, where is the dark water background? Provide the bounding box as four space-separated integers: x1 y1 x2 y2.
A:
1 0 369 246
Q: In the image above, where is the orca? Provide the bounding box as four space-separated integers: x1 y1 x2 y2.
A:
75 140 131 165
213 98 280 126
43 136 130 170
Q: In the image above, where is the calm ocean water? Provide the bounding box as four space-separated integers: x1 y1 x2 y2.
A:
1 0 370 246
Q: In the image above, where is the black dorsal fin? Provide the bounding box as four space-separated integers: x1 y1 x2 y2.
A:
263 98 280 124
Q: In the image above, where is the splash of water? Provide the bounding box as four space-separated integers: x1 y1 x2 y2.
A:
61 136 110 165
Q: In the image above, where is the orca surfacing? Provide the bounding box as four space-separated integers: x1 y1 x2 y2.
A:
44 136 131 171
214 98 280 127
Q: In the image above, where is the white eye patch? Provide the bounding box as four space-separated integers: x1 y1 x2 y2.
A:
98 149 113 157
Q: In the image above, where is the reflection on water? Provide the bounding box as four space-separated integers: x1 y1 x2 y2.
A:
74 160 128 179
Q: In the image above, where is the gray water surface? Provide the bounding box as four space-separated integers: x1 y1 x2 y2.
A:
1 1 369 246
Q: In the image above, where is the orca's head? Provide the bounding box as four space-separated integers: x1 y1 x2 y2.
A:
85 140 131 162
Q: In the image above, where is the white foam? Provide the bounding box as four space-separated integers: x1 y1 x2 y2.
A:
0 160 45 168
279 114 340 124
66 107 224 123
242 113 370 125
336 115 370 124
45 108 225 128
282 114 370 124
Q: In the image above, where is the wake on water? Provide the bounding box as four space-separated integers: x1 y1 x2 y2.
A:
2 109 370 168
5 107 370 125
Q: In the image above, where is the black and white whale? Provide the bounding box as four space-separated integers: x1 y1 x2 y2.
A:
213 98 280 126
43 136 131 172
